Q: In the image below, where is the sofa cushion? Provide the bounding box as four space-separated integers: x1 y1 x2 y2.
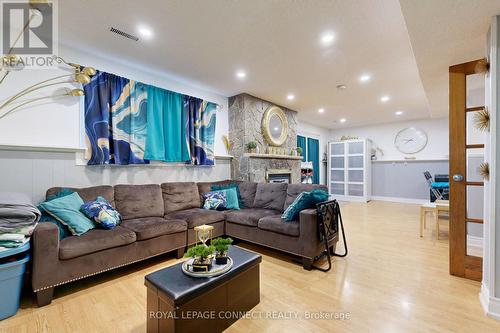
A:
258 215 300 237
252 183 288 211
121 217 186 241
225 208 280 227
59 226 136 260
162 182 201 213
284 184 328 210
115 184 164 220
238 182 257 208
47 185 115 207
165 208 225 229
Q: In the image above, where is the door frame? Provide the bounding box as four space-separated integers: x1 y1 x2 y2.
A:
449 59 484 281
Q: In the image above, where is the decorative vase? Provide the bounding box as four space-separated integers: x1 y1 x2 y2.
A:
215 252 228 265
249 148 257 154
191 257 213 272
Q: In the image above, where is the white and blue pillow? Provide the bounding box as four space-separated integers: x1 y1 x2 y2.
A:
80 196 121 230
202 191 227 210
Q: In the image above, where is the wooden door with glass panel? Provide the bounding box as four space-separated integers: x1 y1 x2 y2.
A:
449 59 488 281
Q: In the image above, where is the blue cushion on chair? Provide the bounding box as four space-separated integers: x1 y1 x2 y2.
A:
281 189 329 222
80 196 121 230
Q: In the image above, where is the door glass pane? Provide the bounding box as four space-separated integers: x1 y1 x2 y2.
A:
466 111 486 145
331 156 344 168
466 148 484 182
467 185 484 220
348 184 363 196
348 141 363 154
466 73 485 108
466 223 483 257
348 156 363 168
331 183 344 195
331 143 344 155
331 170 344 182
348 170 363 182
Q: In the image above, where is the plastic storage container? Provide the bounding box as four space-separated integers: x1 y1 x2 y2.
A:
0 243 30 320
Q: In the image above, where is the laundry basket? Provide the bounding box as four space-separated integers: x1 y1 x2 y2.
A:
0 243 30 320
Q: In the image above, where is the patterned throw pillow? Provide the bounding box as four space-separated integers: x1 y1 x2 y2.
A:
80 196 121 230
281 189 329 222
211 183 244 207
203 191 227 210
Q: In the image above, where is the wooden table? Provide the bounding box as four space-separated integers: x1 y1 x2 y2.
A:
420 200 450 239
145 246 261 333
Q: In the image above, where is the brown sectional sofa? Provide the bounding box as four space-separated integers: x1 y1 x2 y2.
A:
32 180 336 306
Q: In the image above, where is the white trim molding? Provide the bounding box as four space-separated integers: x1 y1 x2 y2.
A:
480 284 500 320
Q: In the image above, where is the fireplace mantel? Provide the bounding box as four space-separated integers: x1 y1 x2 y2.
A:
244 153 303 160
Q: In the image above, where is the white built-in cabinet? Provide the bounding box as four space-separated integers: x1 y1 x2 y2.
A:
328 139 371 202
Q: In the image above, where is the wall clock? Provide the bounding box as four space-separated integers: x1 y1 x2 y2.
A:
394 127 428 154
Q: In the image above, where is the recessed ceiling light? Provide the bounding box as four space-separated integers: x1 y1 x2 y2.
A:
336 84 347 90
318 108 325 113
339 118 347 123
236 70 246 80
287 94 295 101
137 26 153 39
359 74 371 83
395 111 403 116
320 32 335 46
380 95 390 102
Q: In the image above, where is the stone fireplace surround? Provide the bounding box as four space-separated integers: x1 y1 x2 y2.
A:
228 93 301 183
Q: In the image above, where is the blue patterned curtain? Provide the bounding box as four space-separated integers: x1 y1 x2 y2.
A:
84 70 217 166
144 86 189 162
184 97 217 165
84 71 148 165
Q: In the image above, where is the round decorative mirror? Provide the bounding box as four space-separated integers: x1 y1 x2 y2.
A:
262 105 288 146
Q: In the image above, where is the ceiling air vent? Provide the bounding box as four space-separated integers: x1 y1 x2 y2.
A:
110 27 139 42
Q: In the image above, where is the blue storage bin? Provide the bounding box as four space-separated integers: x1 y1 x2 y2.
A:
0 252 30 320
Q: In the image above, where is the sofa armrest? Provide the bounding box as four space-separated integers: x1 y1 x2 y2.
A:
299 209 319 258
32 223 59 291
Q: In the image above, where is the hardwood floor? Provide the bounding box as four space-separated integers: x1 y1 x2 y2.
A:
1 201 499 333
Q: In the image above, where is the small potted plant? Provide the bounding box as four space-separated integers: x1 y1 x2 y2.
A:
212 237 233 265
185 244 215 272
297 146 303 157
246 141 257 153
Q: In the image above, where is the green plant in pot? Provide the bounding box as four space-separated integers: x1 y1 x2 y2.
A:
246 141 257 153
185 244 215 272
297 146 303 157
211 237 233 265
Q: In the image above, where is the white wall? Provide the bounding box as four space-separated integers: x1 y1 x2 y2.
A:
0 44 229 155
297 121 330 185
330 117 449 161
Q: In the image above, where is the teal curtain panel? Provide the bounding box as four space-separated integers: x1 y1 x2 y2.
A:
83 70 217 165
307 137 320 184
297 135 306 162
144 86 189 162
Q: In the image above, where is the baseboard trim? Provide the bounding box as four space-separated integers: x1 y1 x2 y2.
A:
480 284 500 320
371 196 428 205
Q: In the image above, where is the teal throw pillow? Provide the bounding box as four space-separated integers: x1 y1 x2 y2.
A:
219 188 240 210
38 188 75 240
281 189 329 222
80 196 121 230
39 192 96 236
211 183 244 207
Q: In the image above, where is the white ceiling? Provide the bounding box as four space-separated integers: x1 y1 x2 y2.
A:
59 0 500 129
400 0 500 118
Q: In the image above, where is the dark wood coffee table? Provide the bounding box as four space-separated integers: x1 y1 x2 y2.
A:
145 246 261 333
